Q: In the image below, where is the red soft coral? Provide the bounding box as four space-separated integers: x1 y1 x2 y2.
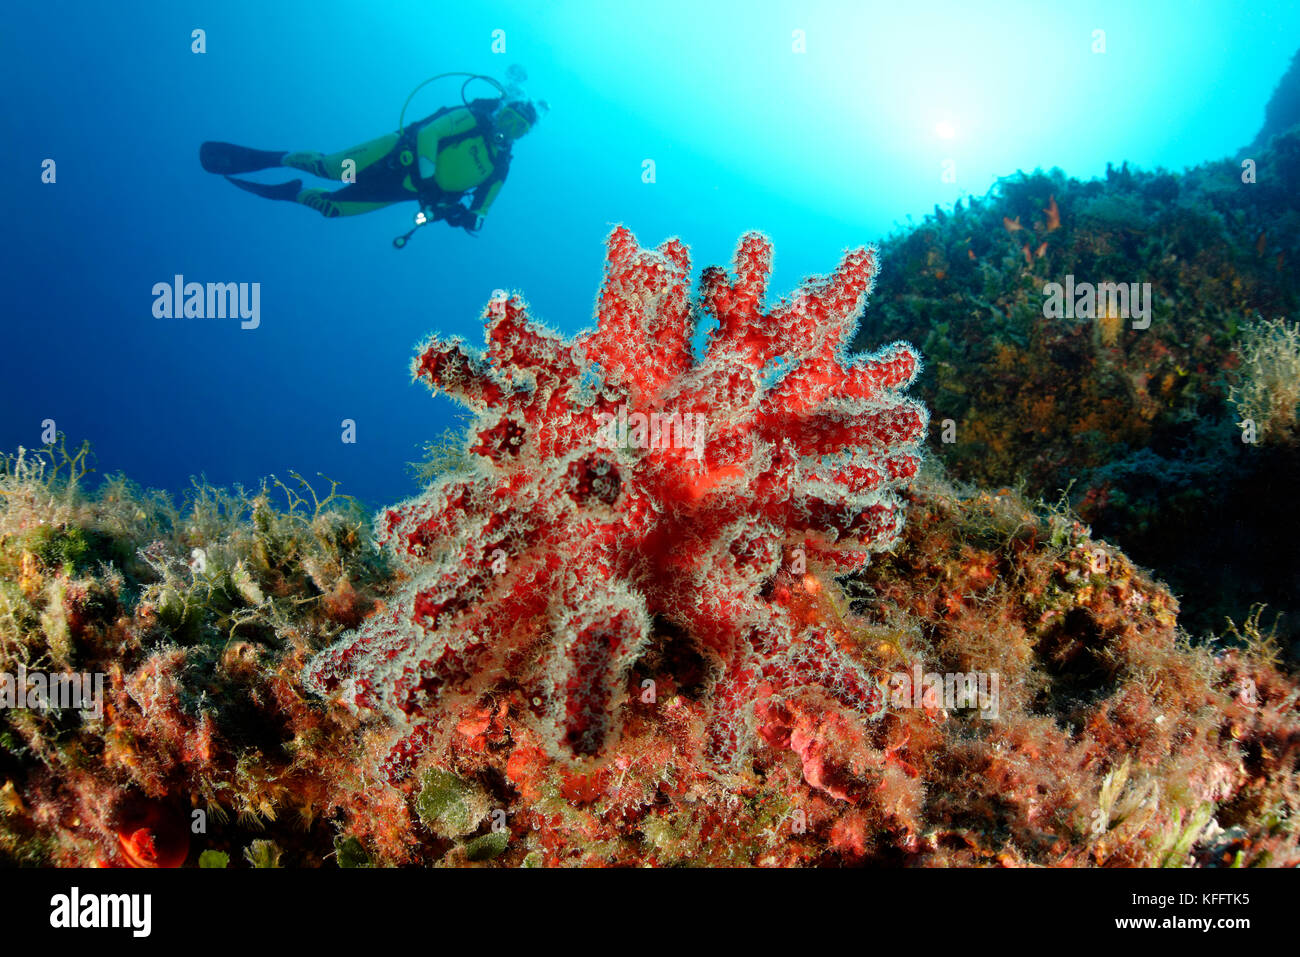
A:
305 227 926 777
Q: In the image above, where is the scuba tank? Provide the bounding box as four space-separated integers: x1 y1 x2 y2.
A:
390 67 538 249
391 71 504 249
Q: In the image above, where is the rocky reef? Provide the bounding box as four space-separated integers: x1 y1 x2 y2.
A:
1 228 1296 868
853 122 1300 651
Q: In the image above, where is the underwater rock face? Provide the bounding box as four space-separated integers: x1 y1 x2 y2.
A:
853 129 1300 651
305 227 928 776
1254 49 1300 147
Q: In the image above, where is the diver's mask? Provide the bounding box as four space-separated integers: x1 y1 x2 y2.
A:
494 100 538 143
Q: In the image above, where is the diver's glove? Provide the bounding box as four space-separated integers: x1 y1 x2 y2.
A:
443 205 477 234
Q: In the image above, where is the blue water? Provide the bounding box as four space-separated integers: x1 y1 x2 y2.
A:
5 0 1298 508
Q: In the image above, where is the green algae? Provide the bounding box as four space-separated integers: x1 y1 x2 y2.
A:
416 769 489 838
464 831 508 861
333 834 371 868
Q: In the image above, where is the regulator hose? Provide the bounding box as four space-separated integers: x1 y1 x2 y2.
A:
397 72 506 130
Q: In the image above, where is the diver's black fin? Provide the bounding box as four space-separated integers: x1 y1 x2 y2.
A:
224 175 303 202
201 141 288 174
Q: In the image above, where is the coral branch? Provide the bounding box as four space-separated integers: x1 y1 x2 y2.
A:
305 227 927 776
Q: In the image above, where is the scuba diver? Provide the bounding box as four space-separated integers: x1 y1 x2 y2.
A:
199 72 541 247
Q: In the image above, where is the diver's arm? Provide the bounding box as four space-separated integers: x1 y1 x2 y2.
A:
468 179 503 225
468 153 510 226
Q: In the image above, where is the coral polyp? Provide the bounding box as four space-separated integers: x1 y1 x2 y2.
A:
305 227 927 772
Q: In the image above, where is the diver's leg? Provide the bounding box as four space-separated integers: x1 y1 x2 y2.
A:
295 185 394 218
282 132 400 180
224 176 393 217
222 176 382 217
223 128 410 217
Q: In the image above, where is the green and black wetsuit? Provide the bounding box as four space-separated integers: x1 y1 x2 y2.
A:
201 98 513 222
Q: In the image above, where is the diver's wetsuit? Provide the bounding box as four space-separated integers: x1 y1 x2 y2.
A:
201 98 512 222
